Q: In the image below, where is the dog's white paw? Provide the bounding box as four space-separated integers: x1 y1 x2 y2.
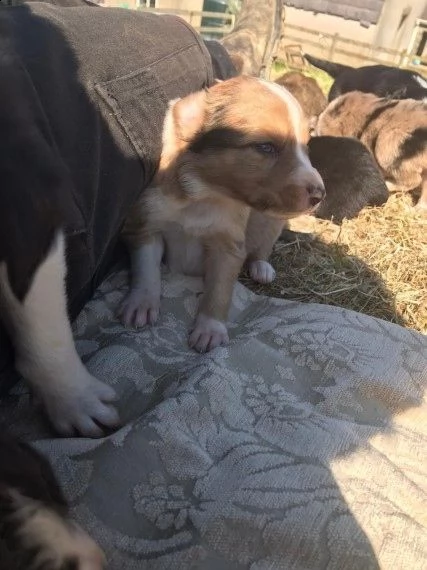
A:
249 260 276 284
119 289 160 328
188 314 229 353
41 371 119 438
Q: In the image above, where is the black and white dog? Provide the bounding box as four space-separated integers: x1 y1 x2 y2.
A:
0 3 215 437
305 54 427 102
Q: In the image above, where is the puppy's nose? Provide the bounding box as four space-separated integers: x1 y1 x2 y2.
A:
307 183 325 207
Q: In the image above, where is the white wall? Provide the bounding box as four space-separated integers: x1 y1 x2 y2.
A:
156 0 204 26
284 6 377 44
374 0 427 51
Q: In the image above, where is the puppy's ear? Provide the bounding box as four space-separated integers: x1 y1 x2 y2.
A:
172 90 207 142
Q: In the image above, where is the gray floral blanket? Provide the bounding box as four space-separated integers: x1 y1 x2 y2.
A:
1 270 426 569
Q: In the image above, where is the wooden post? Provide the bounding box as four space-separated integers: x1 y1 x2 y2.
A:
397 50 406 67
261 0 283 78
405 22 420 63
328 33 338 61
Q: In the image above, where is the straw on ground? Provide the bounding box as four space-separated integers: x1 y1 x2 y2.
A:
242 193 427 333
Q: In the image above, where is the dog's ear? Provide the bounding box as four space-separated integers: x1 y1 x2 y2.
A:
172 90 207 142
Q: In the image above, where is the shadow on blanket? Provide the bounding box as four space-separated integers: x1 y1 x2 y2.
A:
241 229 407 328
2 267 426 569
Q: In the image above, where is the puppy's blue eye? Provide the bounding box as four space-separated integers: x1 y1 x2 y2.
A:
254 142 277 155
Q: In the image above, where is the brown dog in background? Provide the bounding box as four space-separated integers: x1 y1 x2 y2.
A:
121 76 325 352
317 91 427 209
275 71 327 129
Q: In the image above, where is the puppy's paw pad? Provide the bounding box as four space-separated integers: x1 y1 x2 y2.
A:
188 315 229 353
249 260 276 284
119 291 160 328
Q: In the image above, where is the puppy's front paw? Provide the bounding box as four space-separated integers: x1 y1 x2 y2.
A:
42 372 120 438
249 260 276 284
119 289 160 328
188 314 229 353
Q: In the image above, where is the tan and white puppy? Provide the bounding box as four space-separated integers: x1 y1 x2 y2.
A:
121 76 325 352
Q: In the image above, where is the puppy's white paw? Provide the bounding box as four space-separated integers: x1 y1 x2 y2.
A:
41 371 119 438
188 314 229 353
119 289 160 328
249 260 276 284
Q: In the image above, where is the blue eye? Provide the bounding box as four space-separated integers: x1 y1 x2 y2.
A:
254 142 277 155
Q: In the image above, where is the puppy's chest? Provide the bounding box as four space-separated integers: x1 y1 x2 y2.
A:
162 226 204 276
161 204 232 276
146 188 245 275
147 188 239 236
146 192 230 276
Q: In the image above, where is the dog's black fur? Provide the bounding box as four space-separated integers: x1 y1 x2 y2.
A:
305 54 427 102
309 136 389 224
0 431 106 569
203 40 238 81
0 3 215 408
0 60 68 303
0 433 67 512
0 433 68 569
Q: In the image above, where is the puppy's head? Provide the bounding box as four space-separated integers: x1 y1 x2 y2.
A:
165 76 325 218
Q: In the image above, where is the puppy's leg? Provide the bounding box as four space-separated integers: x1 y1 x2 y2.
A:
189 238 245 353
120 234 164 328
0 232 119 437
245 210 285 285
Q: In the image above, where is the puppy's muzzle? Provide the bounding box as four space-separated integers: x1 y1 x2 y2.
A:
297 167 325 209
307 182 325 208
